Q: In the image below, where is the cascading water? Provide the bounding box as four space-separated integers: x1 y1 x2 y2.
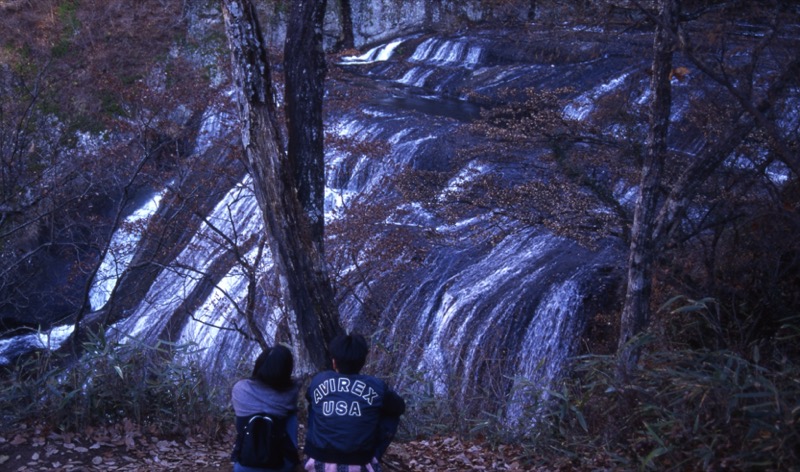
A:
109 178 262 342
326 33 631 415
2 28 642 423
90 193 164 311
338 37 410 65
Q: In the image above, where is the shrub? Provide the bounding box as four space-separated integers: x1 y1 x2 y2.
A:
0 334 231 439
517 342 800 470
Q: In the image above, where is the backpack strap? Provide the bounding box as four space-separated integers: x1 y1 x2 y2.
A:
238 413 282 468
247 413 274 428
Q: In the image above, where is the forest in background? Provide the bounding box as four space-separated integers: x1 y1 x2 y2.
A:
1 0 799 470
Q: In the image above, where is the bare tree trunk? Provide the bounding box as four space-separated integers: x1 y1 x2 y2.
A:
337 0 355 51
616 1 799 379
221 0 342 369
528 0 537 21
616 0 679 380
285 0 327 248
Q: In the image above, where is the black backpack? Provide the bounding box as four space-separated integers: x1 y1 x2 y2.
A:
238 413 285 468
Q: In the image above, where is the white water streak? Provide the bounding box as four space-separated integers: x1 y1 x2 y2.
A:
90 193 164 310
339 39 405 65
110 177 263 342
0 324 75 365
415 233 562 396
410 38 481 69
507 277 583 423
563 72 630 121
397 67 434 87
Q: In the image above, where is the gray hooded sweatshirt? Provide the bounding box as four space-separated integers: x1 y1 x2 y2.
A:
232 378 298 417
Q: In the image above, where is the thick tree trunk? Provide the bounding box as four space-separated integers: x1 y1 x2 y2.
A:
221 0 342 370
616 0 679 380
285 0 327 248
337 0 355 51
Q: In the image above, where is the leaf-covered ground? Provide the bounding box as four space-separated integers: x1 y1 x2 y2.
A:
0 423 541 471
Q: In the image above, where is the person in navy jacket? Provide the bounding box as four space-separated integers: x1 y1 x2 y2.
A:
304 333 405 472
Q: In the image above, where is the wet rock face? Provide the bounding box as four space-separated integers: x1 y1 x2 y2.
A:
345 0 536 48
350 0 428 47
2 20 635 417
2 3 651 413
249 0 523 49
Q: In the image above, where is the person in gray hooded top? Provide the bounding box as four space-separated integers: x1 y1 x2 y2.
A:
231 345 300 472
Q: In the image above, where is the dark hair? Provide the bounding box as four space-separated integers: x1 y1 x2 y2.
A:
252 345 294 391
329 333 368 374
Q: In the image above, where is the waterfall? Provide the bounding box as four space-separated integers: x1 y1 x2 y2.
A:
506 277 584 423
409 38 438 62
382 224 613 413
0 324 75 365
90 107 232 312
323 32 630 417
1 30 630 424
412 232 563 396
339 38 407 65
109 177 262 343
407 38 479 67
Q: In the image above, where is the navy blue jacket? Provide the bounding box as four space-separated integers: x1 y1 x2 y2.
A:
304 370 405 465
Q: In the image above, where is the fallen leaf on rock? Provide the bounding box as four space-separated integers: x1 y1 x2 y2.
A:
157 439 177 451
454 452 471 465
